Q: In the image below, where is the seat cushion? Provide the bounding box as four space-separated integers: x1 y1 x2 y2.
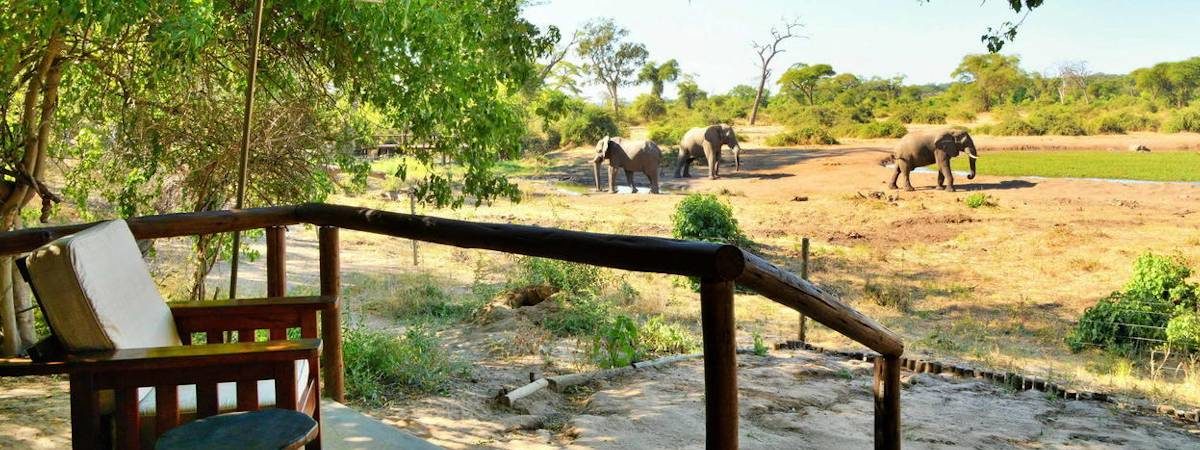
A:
25 219 181 352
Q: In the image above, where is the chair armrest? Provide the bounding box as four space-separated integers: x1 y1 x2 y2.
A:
66 338 321 372
169 295 338 318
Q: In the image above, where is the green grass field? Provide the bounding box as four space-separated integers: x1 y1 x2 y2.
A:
951 150 1200 182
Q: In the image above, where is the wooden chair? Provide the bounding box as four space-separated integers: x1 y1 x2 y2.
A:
18 219 332 450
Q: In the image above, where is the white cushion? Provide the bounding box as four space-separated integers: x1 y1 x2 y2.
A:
25 220 181 352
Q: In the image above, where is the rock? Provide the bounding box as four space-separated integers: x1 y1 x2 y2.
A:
501 415 544 431
791 196 809 202
1129 144 1150 152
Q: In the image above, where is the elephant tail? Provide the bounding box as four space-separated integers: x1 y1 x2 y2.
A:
878 154 896 167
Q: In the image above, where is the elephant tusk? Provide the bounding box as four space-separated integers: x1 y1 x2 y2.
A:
966 153 979 159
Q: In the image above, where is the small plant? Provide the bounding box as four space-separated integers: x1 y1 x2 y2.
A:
639 316 700 355
1167 312 1200 352
752 332 768 356
543 294 617 336
836 368 853 380
344 326 468 406
864 280 912 311
589 315 641 368
512 257 603 295
671 194 752 247
964 193 997 208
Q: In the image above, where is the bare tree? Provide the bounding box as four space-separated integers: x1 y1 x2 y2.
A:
1056 60 1091 104
749 18 804 125
535 30 579 90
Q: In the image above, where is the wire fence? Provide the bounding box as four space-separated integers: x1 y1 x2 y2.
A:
1072 296 1199 382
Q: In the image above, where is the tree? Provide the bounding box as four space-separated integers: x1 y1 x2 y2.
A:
749 18 804 124
920 0 1046 52
676 76 707 109
577 18 649 116
1055 61 1092 104
951 54 1025 111
631 94 667 122
638 59 681 99
777 63 835 105
0 0 553 354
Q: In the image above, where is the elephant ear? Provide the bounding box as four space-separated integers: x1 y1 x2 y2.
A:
935 134 960 157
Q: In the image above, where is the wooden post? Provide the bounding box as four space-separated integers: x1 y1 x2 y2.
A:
874 355 901 450
318 226 344 402
409 190 418 266
700 278 737 450
266 226 286 297
798 237 809 342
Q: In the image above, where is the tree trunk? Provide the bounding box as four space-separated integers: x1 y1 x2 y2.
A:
12 216 35 347
750 70 768 125
0 259 16 356
609 84 620 117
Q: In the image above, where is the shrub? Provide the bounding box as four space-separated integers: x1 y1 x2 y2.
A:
671 194 751 247
752 332 768 356
1027 106 1089 136
647 121 689 144
891 104 947 124
1088 110 1159 134
834 120 908 139
863 280 912 311
543 294 616 336
948 107 977 122
766 126 839 146
344 327 468 406
557 105 620 146
1067 253 1199 354
964 193 997 208
1167 312 1200 352
631 94 667 123
512 257 603 295
589 315 641 368
1164 106 1200 133
383 281 484 323
639 316 699 355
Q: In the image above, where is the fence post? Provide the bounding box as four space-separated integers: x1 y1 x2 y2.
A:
798 237 809 342
266 226 286 297
700 278 737 450
409 190 419 266
318 226 345 402
874 355 901 450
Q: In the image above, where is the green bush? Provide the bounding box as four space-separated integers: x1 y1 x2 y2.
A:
948 107 977 122
1088 110 1160 134
964 193 997 208
834 120 908 139
385 282 484 323
647 121 690 144
1167 312 1200 351
543 294 616 336
752 332 768 356
891 104 947 124
557 105 620 146
589 315 641 368
863 280 912 311
671 194 751 247
344 327 468 406
765 126 839 146
638 316 699 355
631 94 668 123
1164 106 1200 133
512 257 603 295
1067 253 1199 354
1027 106 1089 136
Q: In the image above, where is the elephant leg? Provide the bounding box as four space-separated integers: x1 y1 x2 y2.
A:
898 160 915 191
940 159 955 192
608 166 618 193
682 156 692 177
625 169 637 193
889 164 901 190
647 169 660 194
706 146 718 179
937 171 945 189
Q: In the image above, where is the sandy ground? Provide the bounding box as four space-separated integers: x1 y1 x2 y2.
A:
4 128 1200 448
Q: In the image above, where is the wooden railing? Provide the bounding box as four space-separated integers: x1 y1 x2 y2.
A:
0 203 904 449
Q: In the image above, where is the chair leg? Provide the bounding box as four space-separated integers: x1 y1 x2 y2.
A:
69 373 102 450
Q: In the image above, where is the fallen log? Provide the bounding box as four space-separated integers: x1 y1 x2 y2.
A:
546 367 634 392
502 378 549 407
632 353 703 369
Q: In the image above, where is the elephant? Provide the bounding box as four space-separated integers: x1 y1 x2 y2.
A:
889 128 978 192
593 136 662 194
674 124 742 179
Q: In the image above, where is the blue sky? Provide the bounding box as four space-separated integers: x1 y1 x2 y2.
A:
522 0 1200 100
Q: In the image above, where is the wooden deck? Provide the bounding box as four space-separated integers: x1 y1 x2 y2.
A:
322 401 441 449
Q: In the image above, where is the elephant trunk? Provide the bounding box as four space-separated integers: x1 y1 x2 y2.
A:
593 160 602 191
733 145 742 172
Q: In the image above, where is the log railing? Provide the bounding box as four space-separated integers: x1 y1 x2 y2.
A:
0 203 904 449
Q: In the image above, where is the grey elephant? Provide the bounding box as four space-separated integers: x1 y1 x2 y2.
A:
674 124 743 179
889 128 978 192
593 136 662 194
